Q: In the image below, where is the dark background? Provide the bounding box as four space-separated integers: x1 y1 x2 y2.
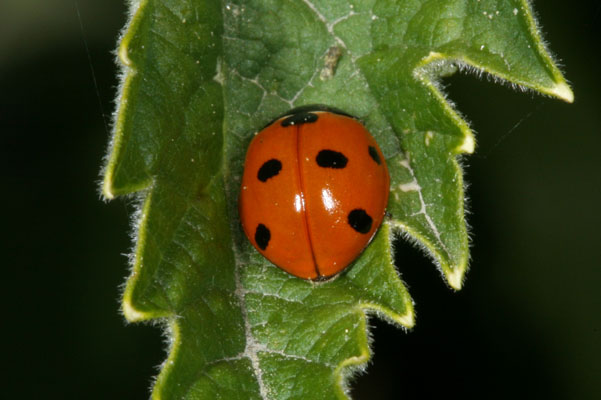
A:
1 1 599 399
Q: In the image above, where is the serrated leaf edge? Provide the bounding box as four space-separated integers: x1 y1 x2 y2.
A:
102 0 151 200
414 0 574 104
400 0 574 287
226 221 415 399
121 189 171 322
518 0 574 102
391 153 469 290
107 0 575 398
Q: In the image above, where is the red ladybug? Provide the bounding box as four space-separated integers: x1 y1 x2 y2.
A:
239 106 390 281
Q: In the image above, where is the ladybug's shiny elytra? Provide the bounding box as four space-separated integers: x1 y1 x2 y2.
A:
239 106 390 281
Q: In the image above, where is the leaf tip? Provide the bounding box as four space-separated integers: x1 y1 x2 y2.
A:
445 265 466 290
398 308 415 329
362 302 416 329
457 131 475 154
102 176 116 200
549 81 574 103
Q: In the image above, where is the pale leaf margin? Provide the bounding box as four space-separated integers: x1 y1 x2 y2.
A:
99 0 573 398
399 1 573 290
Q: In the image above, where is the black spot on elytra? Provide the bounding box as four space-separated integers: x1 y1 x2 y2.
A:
316 150 348 168
368 146 381 165
281 112 318 127
255 224 271 250
348 209 373 234
257 159 282 182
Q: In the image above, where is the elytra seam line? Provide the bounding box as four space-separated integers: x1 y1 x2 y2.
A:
294 124 321 278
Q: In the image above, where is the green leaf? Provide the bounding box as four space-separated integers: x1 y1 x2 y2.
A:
102 0 572 398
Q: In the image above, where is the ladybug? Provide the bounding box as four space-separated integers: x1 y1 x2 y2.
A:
239 105 390 281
